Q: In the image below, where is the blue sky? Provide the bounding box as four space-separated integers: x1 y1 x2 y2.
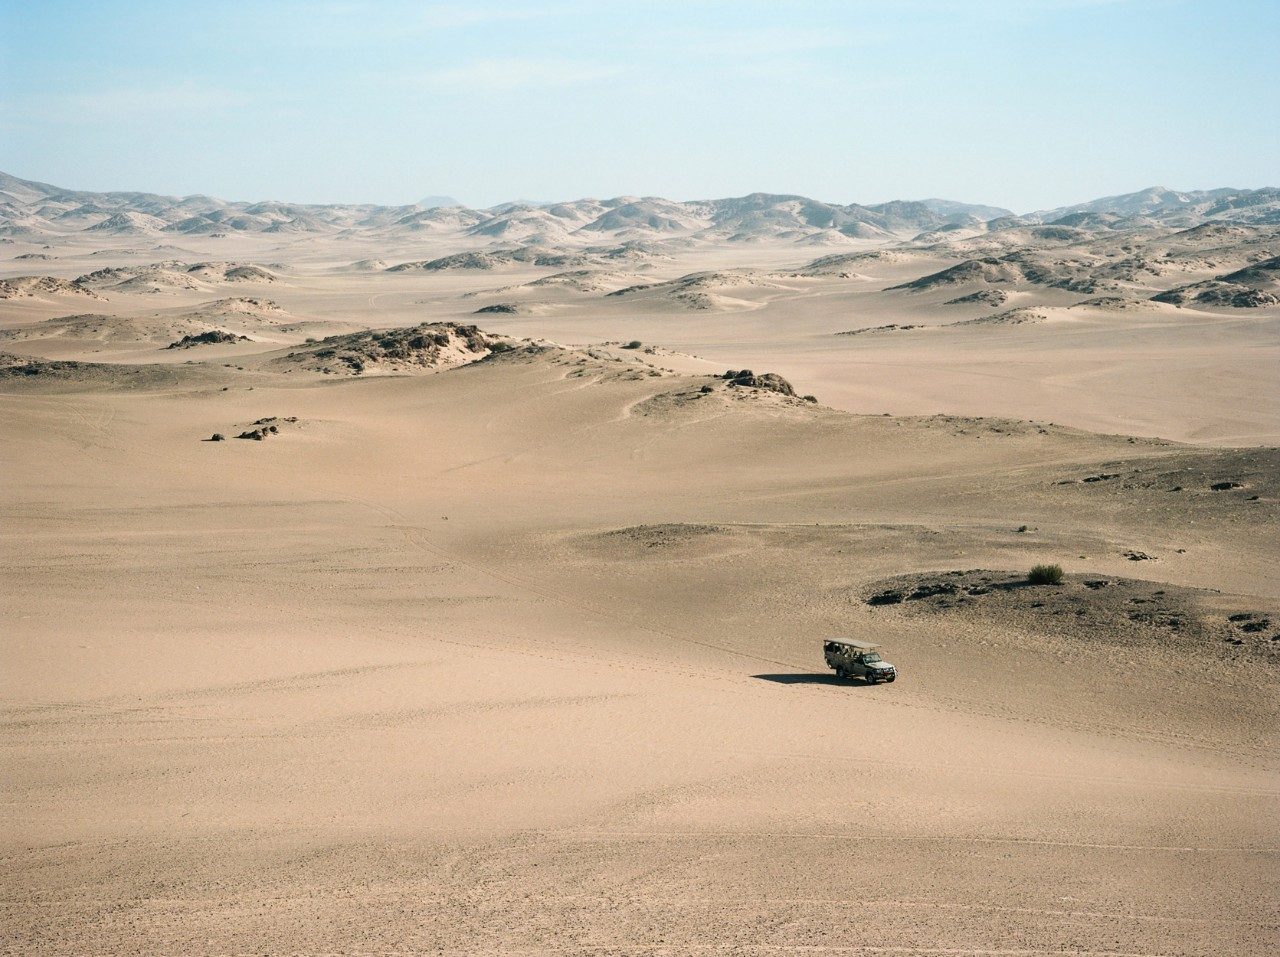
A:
2 0 1276 211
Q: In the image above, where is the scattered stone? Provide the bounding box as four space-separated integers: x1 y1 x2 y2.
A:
867 590 905 606
944 288 1009 307
836 323 921 336
908 581 959 600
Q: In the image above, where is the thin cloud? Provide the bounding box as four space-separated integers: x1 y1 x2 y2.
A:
879 0 1153 13
408 2 555 29
420 57 625 91
679 27 873 58
6 83 249 122
282 1 556 42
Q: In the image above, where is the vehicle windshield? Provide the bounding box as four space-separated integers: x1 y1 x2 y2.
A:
862 653 882 663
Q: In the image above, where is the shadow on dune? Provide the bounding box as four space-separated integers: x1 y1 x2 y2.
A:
752 673 875 687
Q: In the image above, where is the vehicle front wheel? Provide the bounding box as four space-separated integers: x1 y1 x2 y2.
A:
866 676 877 685
835 667 846 680
887 676 896 682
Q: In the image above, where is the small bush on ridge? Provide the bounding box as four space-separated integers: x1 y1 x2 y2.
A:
1028 563 1064 585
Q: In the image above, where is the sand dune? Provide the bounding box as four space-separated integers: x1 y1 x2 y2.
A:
72 260 284 295
1154 255 1280 307
77 261 213 292
605 269 798 311
389 246 598 272
0 297 332 363
85 210 168 235
519 268 651 292
344 257 389 271
0 275 101 301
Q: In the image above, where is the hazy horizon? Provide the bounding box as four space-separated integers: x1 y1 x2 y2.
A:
2 165 1275 217
2 0 1277 211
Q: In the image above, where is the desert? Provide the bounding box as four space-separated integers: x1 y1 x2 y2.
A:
2 2 1279 952
1 167 1277 955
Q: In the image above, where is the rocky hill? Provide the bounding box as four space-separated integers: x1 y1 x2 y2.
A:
1031 186 1280 227
0 172 1016 246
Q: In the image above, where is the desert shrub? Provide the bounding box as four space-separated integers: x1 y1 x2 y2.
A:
802 394 817 403
1027 563 1064 585
621 340 642 349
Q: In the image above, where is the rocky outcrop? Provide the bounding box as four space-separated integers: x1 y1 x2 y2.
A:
722 369 796 396
274 322 510 375
167 330 249 349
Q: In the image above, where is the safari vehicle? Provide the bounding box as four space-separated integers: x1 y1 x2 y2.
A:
824 640 896 684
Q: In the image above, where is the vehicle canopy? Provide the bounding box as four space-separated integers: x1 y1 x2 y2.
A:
824 640 879 654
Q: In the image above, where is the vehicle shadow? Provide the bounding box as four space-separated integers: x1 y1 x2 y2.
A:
752 673 873 687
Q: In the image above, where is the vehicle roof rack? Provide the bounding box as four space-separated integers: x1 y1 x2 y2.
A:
829 639 879 651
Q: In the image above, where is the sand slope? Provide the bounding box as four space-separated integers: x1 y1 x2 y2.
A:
1 339 1276 955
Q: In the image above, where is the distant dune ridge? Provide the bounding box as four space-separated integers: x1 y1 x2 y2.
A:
1028 185 1280 225
4 171 1279 250
2 171 1025 244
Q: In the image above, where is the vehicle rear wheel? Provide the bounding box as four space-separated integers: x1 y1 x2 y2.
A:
835 667 846 680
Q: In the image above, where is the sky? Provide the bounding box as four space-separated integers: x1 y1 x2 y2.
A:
1 0 1277 212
